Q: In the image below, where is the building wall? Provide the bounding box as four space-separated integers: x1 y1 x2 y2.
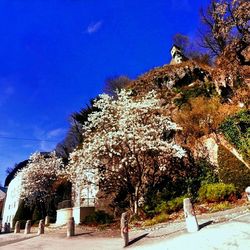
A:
2 174 22 228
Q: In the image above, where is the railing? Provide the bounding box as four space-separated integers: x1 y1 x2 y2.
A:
80 198 96 207
57 200 72 209
57 198 96 209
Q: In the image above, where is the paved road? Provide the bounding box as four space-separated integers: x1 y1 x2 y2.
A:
132 213 250 250
0 212 250 250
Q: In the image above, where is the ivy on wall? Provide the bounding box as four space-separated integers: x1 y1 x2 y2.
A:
220 110 250 162
218 145 250 191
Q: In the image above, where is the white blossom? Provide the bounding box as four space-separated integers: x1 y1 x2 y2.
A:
16 151 63 204
65 89 186 211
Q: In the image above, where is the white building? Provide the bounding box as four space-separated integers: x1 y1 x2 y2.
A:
56 170 99 225
0 187 7 219
2 174 22 228
170 44 188 65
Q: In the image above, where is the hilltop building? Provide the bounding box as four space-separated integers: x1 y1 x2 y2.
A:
170 44 188 65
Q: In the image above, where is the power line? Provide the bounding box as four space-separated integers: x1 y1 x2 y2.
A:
0 136 58 143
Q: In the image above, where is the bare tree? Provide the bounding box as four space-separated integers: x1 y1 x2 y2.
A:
199 0 250 62
104 75 131 96
172 33 212 65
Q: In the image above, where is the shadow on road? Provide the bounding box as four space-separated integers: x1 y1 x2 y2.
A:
0 235 38 248
74 232 94 237
127 233 148 246
199 220 213 230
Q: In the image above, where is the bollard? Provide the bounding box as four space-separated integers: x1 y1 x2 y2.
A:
37 219 45 235
67 217 75 237
245 186 250 201
45 216 50 226
183 198 199 233
120 212 129 247
14 221 20 233
24 220 31 234
7 223 11 233
4 223 8 233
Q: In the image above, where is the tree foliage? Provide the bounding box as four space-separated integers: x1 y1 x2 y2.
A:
174 96 239 146
65 90 186 213
172 33 212 65
56 98 98 159
199 0 250 62
17 152 63 207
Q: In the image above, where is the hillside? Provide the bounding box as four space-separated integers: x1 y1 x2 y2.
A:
126 52 250 170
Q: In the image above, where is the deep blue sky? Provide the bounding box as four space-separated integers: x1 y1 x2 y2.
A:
0 0 209 185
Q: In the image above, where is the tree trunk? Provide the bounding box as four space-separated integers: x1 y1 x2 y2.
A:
134 185 139 215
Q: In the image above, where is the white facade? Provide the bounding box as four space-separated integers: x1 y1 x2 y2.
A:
170 45 186 65
74 170 99 207
2 174 22 228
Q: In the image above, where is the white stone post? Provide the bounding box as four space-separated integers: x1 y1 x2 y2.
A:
45 216 50 226
121 212 129 247
67 217 75 237
245 187 250 201
24 220 31 234
37 219 45 235
183 198 199 233
14 221 20 233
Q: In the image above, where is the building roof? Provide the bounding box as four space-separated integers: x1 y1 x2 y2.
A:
170 44 182 52
0 186 7 193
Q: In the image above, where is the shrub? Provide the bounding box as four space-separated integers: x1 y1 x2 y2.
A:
143 213 169 227
156 195 187 214
173 96 239 146
218 145 250 191
198 183 236 202
173 82 216 108
195 158 219 187
209 201 232 213
83 210 113 225
130 213 141 222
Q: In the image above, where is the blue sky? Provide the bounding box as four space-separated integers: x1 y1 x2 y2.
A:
0 0 209 185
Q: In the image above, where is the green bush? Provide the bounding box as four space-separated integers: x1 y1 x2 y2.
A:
218 145 250 191
143 213 169 227
209 201 232 213
174 82 216 108
130 213 140 222
156 195 187 214
83 210 113 225
195 158 219 186
198 183 236 203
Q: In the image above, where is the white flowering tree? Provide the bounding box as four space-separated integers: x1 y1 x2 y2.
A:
17 151 63 213
66 90 186 214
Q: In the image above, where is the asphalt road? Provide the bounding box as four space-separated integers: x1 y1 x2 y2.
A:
0 212 250 250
